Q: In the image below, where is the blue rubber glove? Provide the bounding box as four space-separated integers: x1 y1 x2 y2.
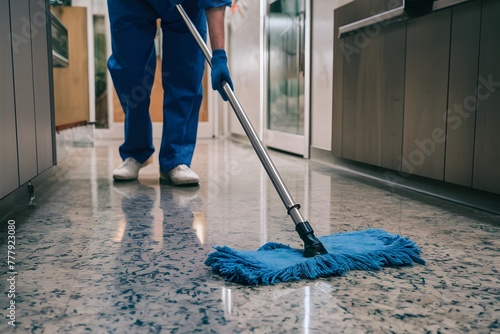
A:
211 49 234 101
167 0 183 10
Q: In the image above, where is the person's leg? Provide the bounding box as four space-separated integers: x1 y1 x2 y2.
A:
158 0 207 173
107 0 158 164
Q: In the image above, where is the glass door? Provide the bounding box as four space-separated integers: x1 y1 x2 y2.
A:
266 0 310 156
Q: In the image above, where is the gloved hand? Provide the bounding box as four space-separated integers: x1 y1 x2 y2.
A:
167 0 183 10
211 49 233 101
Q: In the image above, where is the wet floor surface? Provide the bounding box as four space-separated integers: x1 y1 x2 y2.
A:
0 138 499 333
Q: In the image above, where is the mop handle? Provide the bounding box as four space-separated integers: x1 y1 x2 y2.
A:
176 4 305 225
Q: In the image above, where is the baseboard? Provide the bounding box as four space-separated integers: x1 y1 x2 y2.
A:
0 166 59 223
309 147 500 216
229 133 251 145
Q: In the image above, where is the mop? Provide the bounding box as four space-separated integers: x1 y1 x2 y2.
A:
177 5 425 285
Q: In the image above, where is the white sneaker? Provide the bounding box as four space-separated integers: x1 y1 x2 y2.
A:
113 157 147 181
160 164 199 186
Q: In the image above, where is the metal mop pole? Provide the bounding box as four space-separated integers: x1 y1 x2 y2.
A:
177 5 327 257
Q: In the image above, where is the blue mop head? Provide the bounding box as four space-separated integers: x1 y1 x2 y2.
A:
205 229 425 285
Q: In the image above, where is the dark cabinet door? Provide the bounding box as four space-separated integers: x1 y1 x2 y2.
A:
473 0 500 193
10 0 38 184
402 9 451 180
0 0 20 199
444 1 481 187
30 0 55 173
341 23 406 170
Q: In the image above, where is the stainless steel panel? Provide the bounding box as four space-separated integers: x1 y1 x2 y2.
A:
0 0 20 198
402 9 451 180
433 0 473 11
338 6 407 38
31 0 55 173
228 2 262 137
341 23 406 170
473 0 500 194
10 0 38 183
444 1 480 187
338 0 436 38
267 1 305 136
332 8 344 156
266 0 311 157
310 0 337 151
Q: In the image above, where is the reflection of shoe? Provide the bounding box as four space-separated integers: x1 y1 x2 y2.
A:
160 164 199 186
112 182 156 243
172 187 200 208
160 184 202 212
112 180 140 198
113 157 148 181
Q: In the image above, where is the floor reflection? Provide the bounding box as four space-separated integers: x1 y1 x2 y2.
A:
0 138 498 333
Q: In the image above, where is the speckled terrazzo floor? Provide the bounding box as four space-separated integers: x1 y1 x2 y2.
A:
0 138 499 333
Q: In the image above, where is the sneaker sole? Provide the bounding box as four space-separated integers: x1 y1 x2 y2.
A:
113 175 139 182
159 175 199 187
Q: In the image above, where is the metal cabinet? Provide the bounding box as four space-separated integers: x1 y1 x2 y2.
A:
0 0 55 202
31 0 56 173
0 0 20 199
473 0 500 194
10 0 39 184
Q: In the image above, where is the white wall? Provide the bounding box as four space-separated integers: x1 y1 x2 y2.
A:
226 0 263 138
310 0 353 152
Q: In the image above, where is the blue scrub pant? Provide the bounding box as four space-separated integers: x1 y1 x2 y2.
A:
107 0 206 172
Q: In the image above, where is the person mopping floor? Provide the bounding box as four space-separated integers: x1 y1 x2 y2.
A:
174 3 425 285
108 0 233 186
109 0 426 286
